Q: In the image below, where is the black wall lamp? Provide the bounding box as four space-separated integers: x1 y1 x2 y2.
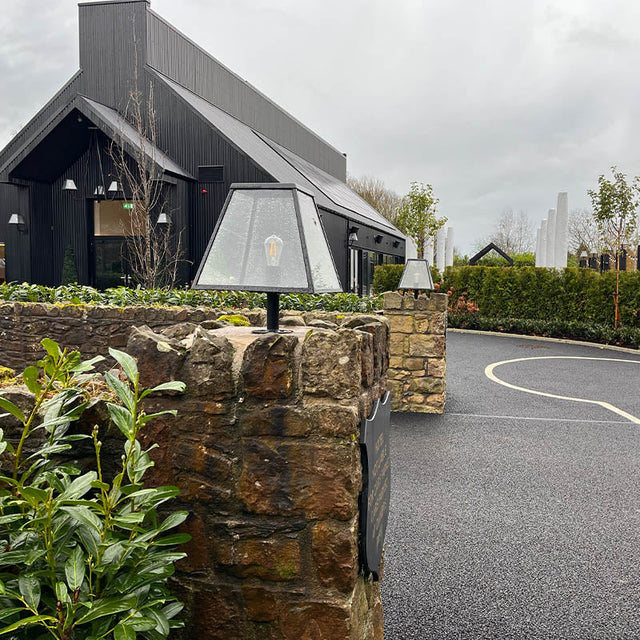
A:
374 234 383 244
8 213 27 233
348 226 359 246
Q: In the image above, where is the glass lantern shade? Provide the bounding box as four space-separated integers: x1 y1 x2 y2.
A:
397 259 434 291
193 184 342 293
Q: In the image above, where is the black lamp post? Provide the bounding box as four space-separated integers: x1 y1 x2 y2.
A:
192 183 342 333
397 258 434 298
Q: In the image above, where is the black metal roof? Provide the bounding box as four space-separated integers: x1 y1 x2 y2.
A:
157 72 404 237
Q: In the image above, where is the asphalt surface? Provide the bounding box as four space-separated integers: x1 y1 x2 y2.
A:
382 331 640 639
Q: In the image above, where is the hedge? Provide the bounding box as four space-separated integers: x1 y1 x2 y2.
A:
448 313 640 349
0 282 383 313
442 266 640 329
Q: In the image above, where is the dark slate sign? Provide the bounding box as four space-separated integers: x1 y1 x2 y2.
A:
359 391 391 580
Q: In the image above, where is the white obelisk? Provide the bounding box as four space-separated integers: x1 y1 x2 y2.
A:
540 219 548 267
424 235 434 265
546 209 556 268
555 192 568 269
535 227 542 267
445 227 454 267
435 226 446 273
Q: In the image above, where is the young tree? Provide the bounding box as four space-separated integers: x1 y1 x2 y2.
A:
347 174 401 223
395 182 447 259
109 81 185 289
588 166 640 328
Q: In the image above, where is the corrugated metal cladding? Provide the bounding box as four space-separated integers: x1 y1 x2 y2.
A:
0 183 31 282
145 9 347 182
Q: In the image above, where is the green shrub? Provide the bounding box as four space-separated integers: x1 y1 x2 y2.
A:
442 266 640 329
448 314 640 349
0 283 383 314
218 313 250 326
0 340 188 639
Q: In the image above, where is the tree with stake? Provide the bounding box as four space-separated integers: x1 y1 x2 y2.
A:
395 182 447 260
588 166 640 328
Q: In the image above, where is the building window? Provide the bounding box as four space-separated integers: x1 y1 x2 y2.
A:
94 201 135 236
198 165 224 183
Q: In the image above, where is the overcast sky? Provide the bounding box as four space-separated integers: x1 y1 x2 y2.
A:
2 0 640 253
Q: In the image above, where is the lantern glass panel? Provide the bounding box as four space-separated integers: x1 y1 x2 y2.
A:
297 192 342 292
196 189 308 290
397 259 434 291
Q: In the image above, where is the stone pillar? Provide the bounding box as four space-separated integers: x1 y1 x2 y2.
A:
383 291 447 413
435 227 446 273
546 208 556 269
555 192 568 269
445 227 454 267
126 319 389 640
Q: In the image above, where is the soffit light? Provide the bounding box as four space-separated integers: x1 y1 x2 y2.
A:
193 183 342 332
397 259 434 296
62 179 77 191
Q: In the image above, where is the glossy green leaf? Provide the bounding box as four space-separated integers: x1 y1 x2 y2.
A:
22 367 41 395
62 506 103 533
62 471 97 500
105 372 135 413
0 615 57 636
40 338 61 360
65 545 85 591
114 622 136 640
152 533 191 547
18 575 40 610
0 398 25 424
140 381 185 399
55 581 70 604
157 511 188 533
108 348 139 385
75 594 136 624
108 403 134 439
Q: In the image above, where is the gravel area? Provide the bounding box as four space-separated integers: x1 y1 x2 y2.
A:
383 332 640 639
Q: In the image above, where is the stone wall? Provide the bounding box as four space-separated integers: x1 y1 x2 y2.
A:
383 291 447 413
0 302 377 373
124 318 389 639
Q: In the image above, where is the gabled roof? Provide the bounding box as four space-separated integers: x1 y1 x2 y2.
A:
0 93 192 183
469 243 514 266
157 72 403 237
79 97 193 180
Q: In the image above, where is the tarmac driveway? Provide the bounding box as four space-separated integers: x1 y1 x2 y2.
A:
383 331 640 639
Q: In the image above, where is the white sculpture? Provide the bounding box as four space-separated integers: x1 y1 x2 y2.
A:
555 192 568 269
445 227 454 267
436 226 446 273
540 219 548 267
546 209 556 268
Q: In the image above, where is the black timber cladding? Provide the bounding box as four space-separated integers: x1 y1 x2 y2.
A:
0 0 406 288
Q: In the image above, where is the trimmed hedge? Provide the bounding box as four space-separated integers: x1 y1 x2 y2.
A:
442 266 640 329
448 313 640 349
0 282 383 313
372 264 441 294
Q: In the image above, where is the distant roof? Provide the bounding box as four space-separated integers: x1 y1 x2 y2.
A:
156 72 403 236
79 97 193 180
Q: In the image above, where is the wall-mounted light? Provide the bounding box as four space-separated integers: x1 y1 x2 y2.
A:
348 226 359 245
8 213 27 233
108 181 121 193
156 212 172 225
374 235 383 244
62 179 77 191
94 185 105 197
393 240 400 248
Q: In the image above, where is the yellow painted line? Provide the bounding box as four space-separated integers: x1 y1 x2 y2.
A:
484 356 640 425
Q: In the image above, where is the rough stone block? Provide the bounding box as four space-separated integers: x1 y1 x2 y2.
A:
388 314 413 334
403 357 426 371
408 334 436 357
216 537 301 581
242 334 297 399
428 359 446 378
302 329 361 399
389 334 406 356
383 291 403 309
410 377 445 394
312 519 358 593
281 602 352 640
239 439 360 520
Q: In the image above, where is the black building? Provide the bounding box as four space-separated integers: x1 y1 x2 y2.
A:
0 0 405 293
